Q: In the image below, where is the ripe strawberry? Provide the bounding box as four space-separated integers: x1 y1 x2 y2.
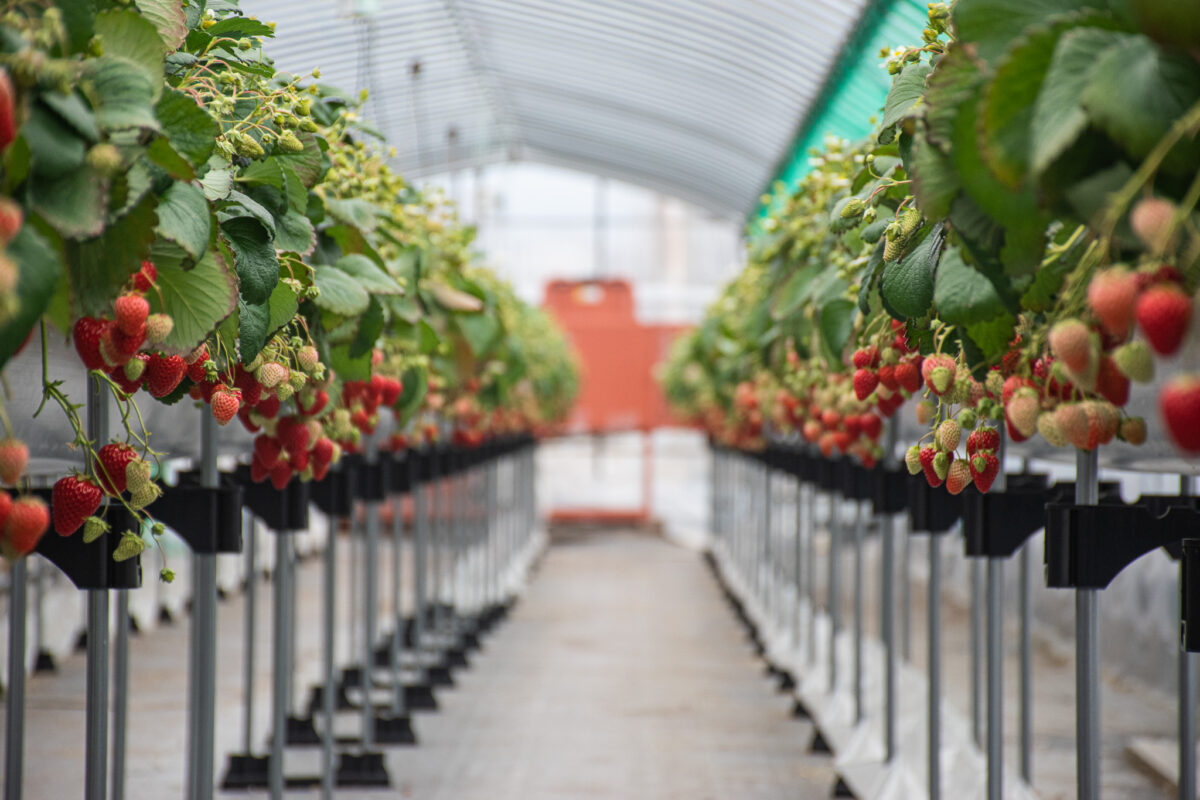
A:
1112 340 1154 383
253 435 283 468
311 436 335 467
113 294 149 337
1094 356 1130 406
0 69 14 154
132 261 157 292
1087 268 1139 339
73 317 109 370
269 461 292 490
919 447 943 488
257 394 281 419
969 452 1000 493
94 443 138 495
277 416 310 455
1048 319 1094 373
852 346 880 369
905 444 922 475
297 388 328 416
0 438 28 485
818 432 836 458
144 313 173 344
853 368 879 400
1136 284 1192 356
0 490 10 530
877 364 898 391
937 419 961 452
250 453 270 483
290 448 310 472
0 198 23 245
894 361 921 393
802 420 821 442
187 346 211 382
380 377 403 407
946 460 972 495
1119 416 1147 446
1160 375 1200 453
210 385 241 425
2 496 49 557
860 412 883 440
145 353 187 398
51 475 102 536
967 426 1000 454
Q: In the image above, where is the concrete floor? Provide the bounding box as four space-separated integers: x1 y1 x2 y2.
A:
2 531 834 799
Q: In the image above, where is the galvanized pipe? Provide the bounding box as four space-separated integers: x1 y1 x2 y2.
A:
928 533 942 800
1075 449 1100 800
853 498 864 723
269 534 291 799
85 375 109 800
5 557 28 800
241 512 257 755
882 512 896 761
187 411 220 800
321 506 337 800
1019 541 1033 783
111 589 129 800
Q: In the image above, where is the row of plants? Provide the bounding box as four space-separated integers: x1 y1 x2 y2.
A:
0 0 578 576
662 0 1200 492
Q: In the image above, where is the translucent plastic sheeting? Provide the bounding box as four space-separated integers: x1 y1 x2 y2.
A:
238 0 870 217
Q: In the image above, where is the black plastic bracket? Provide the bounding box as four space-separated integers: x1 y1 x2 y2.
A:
236 465 310 532
34 495 142 589
309 463 355 518
334 752 389 788
870 466 909 515
906 476 962 536
1045 495 1200 589
154 471 244 554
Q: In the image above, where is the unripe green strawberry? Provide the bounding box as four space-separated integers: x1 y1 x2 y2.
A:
898 207 922 237
1036 411 1068 447
275 382 295 402
985 370 1004 398
937 419 961 452
1112 340 1154 383
82 515 109 543
278 130 304 153
883 234 903 262
125 459 153 493
1118 416 1147 445
933 450 951 480
145 313 173 344
905 444 922 475
232 131 265 158
129 479 161 510
86 143 122 176
958 409 978 430
288 370 306 391
123 357 146 382
112 530 145 561
297 345 319 373
1006 388 1040 438
930 366 953 395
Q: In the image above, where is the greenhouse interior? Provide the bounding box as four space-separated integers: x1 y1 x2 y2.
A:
2 0 1200 798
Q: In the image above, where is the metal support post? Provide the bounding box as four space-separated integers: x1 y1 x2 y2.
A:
971 558 985 748
853 498 864 723
986 436 1008 800
1075 449 1100 800
241 512 257 754
269 534 291 800
85 375 109 800
111 588 129 800
390 475 407 716
321 507 337 800
5 557 28 800
1181 475 1196 800
1020 541 1033 784
413 457 429 654
829 492 842 692
188 412 219 800
929 533 943 800
882 511 896 761
362 444 381 750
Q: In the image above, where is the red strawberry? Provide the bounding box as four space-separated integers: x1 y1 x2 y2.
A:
919 447 943 488
187 347 211 383
967 426 1000 455
94 443 138 495
113 294 149 337
297 388 328 416
380 377 403 407
2 496 49 557
51 475 102 536
860 412 883 440
894 361 921 393
1095 356 1130 406
0 438 28 485
852 346 880 369
112 353 149 395
254 435 282 468
922 354 956 396
0 490 10 530
132 261 157 293
312 461 331 482
0 68 15 154
877 364 898 391
73 317 109 371
250 453 270 483
210 385 241 425
853 368 879 401
237 406 260 433
269 461 292 490
289 448 310 472
1136 284 1192 356
312 437 335 466
145 353 187 398
1087 268 1139 339
969 452 1000 493
277 416 310 455
0 198 23 245
946 460 972 495
1161 375 1200 453
256 394 281 419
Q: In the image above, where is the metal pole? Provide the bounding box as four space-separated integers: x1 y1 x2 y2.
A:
794 475 804 647
1181 570 1197 800
971 558 985 748
829 491 842 693
929 533 942 800
806 481 817 667
901 522 912 661
269 534 290 800
391 470 407 716
110 589 129 800
763 467 773 622
883 511 897 761
1075 448 1100 800
85 374 109 800
987 437 1008 800
188 412 219 800
321 505 337 800
362 442 381 750
1020 541 1033 783
241 512 257 755
5 557 28 800
853 498 864 723
413 457 429 654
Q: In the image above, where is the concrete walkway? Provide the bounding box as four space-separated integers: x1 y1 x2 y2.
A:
386 530 833 799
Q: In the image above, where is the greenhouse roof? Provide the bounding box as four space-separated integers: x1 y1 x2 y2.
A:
240 0 871 217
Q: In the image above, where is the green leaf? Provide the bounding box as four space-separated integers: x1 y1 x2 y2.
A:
933 247 1005 325
965 311 1018 359
1065 161 1134 229
40 91 99 143
276 132 324 188
951 0 1111 65
312 264 370 316
274 209 315 255
418 319 440 354
280 164 308 213
909 133 958 220
146 244 238 356
1081 34 1200 174
24 102 87 179
923 45 985 151
57 0 96 54
334 253 403 295
239 158 284 190
206 17 276 38
324 196 378 232
0 226 63 370
395 364 428 422
33 166 109 240
64 191 156 316
1020 251 1074 312
200 169 233 202
82 57 160 132
456 312 501 356
1031 27 1127 174
882 226 943 319
349 296 384 358
134 0 188 49
428 279 483 310
93 10 165 98
237 280 298 362
156 87 218 168
818 298 857 365
221 217 279 304
219 190 276 236
880 63 931 133
145 137 195 181
155 181 211 265
327 342 372 382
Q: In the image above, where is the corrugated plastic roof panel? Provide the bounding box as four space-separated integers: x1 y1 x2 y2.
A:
239 0 871 216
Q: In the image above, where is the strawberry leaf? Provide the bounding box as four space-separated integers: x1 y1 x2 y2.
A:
146 244 238 356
